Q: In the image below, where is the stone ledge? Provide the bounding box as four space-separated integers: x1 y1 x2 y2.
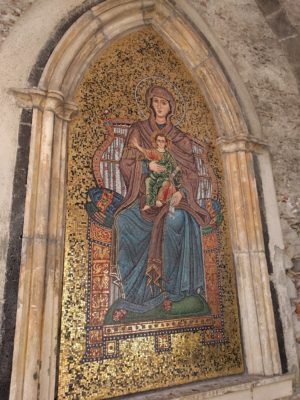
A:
120 374 294 400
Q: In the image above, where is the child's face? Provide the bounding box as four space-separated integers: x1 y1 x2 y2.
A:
156 136 167 150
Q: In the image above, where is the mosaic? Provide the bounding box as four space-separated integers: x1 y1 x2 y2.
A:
58 27 243 399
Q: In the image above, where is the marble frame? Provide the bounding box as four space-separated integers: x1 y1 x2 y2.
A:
9 1 295 399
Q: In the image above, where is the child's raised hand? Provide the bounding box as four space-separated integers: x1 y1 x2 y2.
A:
170 191 182 207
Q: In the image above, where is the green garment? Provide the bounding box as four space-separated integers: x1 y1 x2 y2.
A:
145 150 181 206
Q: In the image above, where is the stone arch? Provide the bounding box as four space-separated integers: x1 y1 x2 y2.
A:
38 1 262 142
9 1 292 399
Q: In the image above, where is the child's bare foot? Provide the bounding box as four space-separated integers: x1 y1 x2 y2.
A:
156 200 163 207
142 205 151 211
163 298 172 312
112 309 127 321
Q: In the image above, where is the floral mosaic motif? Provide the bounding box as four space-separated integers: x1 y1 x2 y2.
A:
58 27 243 400
155 334 172 352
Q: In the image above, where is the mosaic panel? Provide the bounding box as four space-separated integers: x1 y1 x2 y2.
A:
58 27 243 399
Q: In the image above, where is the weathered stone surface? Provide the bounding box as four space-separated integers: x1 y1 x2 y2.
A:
187 1 300 249
267 8 297 39
0 0 300 398
122 374 293 399
188 0 300 261
281 0 300 29
284 35 300 65
0 0 36 45
256 0 281 15
293 65 300 82
188 0 300 385
0 110 31 400
190 1 298 92
246 85 300 258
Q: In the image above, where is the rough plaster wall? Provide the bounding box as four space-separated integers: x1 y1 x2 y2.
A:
0 0 36 345
0 0 36 44
0 1 101 397
0 0 34 386
0 0 101 334
0 0 37 362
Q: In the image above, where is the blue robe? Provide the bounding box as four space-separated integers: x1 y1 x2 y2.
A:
112 116 210 313
115 201 204 313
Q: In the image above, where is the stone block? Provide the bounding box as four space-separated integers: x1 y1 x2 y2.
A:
246 85 300 142
189 0 297 93
61 29 107 95
3 276 19 307
253 377 293 399
160 16 209 69
295 64 300 85
43 13 102 90
255 0 281 16
284 35 300 65
119 374 294 399
101 9 144 40
245 84 300 261
281 0 300 29
16 123 31 162
92 0 142 17
92 1 145 40
267 8 297 39
0 384 9 400
28 66 44 86
20 109 32 125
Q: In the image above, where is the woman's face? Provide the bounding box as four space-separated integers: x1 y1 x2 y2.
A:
152 96 171 120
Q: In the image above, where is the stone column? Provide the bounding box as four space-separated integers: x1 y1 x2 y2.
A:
8 89 77 400
218 137 282 376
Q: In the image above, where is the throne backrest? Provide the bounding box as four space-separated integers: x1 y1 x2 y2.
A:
93 119 133 197
192 141 217 202
93 119 217 201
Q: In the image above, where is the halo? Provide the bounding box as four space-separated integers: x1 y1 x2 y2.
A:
135 76 186 126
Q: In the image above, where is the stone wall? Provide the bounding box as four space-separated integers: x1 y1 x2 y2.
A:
255 0 300 266
188 0 300 355
0 0 299 398
190 0 300 270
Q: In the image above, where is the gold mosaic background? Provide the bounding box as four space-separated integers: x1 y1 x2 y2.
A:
58 27 243 399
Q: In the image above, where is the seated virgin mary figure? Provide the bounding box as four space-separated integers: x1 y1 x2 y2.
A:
109 86 211 322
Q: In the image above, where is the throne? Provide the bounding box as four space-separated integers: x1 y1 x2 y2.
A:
84 119 223 359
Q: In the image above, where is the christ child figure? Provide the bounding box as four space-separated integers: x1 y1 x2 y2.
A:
132 132 182 211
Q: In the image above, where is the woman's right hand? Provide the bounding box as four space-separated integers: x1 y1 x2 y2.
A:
131 137 138 148
149 161 165 173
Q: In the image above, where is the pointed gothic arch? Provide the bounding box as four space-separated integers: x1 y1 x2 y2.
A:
9 1 295 399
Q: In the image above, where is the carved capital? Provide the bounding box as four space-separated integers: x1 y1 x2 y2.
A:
216 136 268 154
9 88 79 121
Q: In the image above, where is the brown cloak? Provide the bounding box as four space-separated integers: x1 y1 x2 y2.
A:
112 86 210 289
